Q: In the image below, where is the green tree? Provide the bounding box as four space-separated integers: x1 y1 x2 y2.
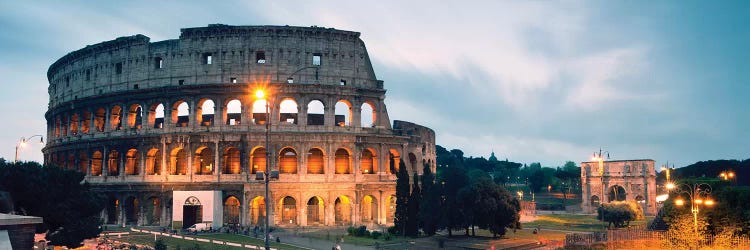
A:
0 160 104 248
597 201 642 228
394 161 410 235
439 161 468 237
406 172 421 237
418 163 441 236
154 239 167 250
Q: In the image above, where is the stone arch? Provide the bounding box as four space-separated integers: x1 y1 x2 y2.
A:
225 99 242 125
409 153 417 173
172 101 189 127
144 196 161 226
70 113 79 135
306 100 325 125
145 148 161 175
279 196 297 225
107 197 119 224
306 196 325 226
361 148 377 174
91 151 103 176
78 151 88 173
307 148 325 174
223 196 241 226
591 195 600 206
94 107 106 132
334 148 351 174
110 105 123 130
124 196 139 225
107 150 120 176
334 195 352 225
196 98 215 126
361 195 378 224
278 147 298 174
334 100 352 126
125 148 139 175
250 147 266 174
169 147 187 175
127 104 143 129
66 153 75 170
81 111 91 134
360 101 376 128
388 149 401 174
608 185 626 202
193 146 214 175
251 99 268 125
222 147 241 174
386 195 396 223
148 103 165 129
54 117 61 137
249 196 266 225
279 98 298 124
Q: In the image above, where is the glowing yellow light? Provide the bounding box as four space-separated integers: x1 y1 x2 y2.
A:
666 182 675 190
675 198 684 206
705 199 715 206
20 141 27 148
729 172 735 178
255 89 265 99
694 199 703 205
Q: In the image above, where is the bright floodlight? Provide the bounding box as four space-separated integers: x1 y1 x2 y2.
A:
255 89 265 99
675 198 684 206
695 199 703 205
666 182 675 190
705 199 715 206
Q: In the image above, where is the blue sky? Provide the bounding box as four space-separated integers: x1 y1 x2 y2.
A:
0 1 748 168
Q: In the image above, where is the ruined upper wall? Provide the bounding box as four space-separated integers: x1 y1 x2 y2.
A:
47 24 382 108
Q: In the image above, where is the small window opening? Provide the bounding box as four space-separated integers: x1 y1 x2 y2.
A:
134 84 139 90
178 80 184 86
230 77 237 83
155 57 163 69
115 63 123 74
86 70 91 81
312 54 321 66
340 79 347 86
287 77 294 84
256 51 266 64
65 77 70 87
203 53 213 65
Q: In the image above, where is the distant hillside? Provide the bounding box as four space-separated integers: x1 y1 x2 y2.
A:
668 159 750 186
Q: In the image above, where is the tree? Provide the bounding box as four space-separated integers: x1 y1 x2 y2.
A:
0 160 104 248
597 201 642 228
457 170 520 237
439 160 469 237
154 239 167 250
406 172 421 237
418 163 441 236
661 214 708 250
394 161 410 235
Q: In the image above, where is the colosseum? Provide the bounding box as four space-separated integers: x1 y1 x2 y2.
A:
42 24 435 230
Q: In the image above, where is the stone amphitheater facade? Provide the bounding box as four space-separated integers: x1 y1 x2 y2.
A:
42 24 435 229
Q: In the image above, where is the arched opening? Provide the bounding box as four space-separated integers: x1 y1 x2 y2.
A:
125 149 139 175
334 196 352 225
182 196 203 229
172 101 189 127
197 99 215 127
66 154 75 170
409 153 417 173
280 196 297 225
145 197 161 226
110 105 123 130
250 196 266 225
361 102 376 128
78 151 88 173
279 99 298 124
54 117 60 137
107 197 119 224
128 104 143 129
252 100 268 125
307 148 325 174
146 148 161 175
226 99 242 125
334 100 352 126
386 195 396 223
124 196 139 225
222 147 241 174
70 113 79 135
388 149 401 174
279 148 298 174
251 147 266 174
361 149 376 174
335 148 351 174
306 100 325 125
81 111 91 134
306 196 325 225
591 195 600 206
107 150 120 176
61 116 67 137
361 195 378 223
91 151 103 176
193 146 214 175
149 103 165 129
223 196 240 226
94 108 106 132
170 148 187 175
608 185 627 202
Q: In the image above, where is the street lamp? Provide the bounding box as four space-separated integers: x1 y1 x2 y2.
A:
254 88 279 250
592 148 610 205
669 182 714 247
719 170 735 185
15 135 44 163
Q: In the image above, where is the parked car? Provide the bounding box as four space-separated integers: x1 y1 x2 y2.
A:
187 222 212 233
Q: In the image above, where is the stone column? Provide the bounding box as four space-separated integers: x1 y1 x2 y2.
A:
352 103 361 128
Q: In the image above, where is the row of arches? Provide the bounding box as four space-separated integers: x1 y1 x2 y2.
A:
51 145 420 177
51 98 378 138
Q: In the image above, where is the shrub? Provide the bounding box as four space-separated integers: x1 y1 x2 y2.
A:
387 226 398 235
371 231 382 239
153 239 167 250
597 201 642 228
356 226 369 237
347 226 357 236
383 233 392 241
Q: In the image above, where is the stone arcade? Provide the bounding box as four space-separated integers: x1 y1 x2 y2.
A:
42 24 435 229
580 159 657 216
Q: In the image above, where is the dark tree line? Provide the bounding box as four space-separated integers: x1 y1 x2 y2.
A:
0 159 104 248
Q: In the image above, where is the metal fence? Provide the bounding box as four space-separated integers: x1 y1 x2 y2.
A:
565 225 750 249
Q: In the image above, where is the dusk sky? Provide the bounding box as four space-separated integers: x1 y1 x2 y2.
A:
1 1 748 168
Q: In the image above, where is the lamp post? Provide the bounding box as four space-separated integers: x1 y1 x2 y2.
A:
591 148 609 205
669 182 714 248
255 89 277 250
719 170 735 186
15 135 44 163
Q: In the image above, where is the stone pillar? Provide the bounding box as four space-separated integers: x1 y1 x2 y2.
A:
298 98 308 126
352 103 361 128
324 102 335 127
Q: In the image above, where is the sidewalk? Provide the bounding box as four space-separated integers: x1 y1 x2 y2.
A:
274 231 373 250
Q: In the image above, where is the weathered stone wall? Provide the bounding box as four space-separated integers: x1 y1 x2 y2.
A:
580 160 657 216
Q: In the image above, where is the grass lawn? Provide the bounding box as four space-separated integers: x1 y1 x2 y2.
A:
297 229 409 246
523 214 652 232
108 231 306 250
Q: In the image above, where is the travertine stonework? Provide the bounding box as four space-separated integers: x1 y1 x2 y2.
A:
43 24 435 228
580 160 657 216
